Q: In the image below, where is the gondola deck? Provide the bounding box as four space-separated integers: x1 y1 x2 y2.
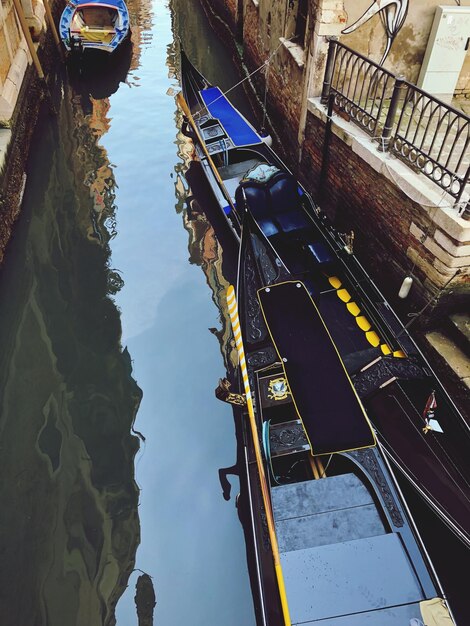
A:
257 281 376 455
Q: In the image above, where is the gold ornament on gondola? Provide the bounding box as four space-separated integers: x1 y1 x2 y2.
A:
267 377 290 401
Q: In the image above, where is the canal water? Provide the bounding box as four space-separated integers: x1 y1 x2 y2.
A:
0 1 468 626
0 1 257 625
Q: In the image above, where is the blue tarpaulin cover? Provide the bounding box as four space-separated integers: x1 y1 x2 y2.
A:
200 87 262 147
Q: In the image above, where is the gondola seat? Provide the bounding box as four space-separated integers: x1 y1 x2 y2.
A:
275 209 310 233
235 168 311 236
306 241 334 265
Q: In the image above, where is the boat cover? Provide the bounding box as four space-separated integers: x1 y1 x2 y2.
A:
257 281 376 455
200 87 262 147
59 0 129 53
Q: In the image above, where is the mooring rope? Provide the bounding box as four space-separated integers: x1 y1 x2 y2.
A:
193 35 298 119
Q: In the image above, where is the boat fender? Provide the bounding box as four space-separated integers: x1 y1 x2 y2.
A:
398 276 413 299
259 128 273 147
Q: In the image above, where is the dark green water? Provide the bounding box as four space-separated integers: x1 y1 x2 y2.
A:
0 1 256 624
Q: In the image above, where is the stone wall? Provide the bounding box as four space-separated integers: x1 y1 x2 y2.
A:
341 0 470 94
0 0 62 266
0 0 46 120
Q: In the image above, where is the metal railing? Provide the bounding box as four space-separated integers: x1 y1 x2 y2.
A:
321 41 396 139
391 83 470 208
321 39 470 217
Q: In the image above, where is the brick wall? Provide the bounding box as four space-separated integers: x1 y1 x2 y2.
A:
299 110 469 316
205 0 238 33
242 1 306 166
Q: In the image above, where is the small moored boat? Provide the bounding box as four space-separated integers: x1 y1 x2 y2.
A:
59 0 130 55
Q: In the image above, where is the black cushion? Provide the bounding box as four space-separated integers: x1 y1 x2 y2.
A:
236 168 308 235
276 209 311 233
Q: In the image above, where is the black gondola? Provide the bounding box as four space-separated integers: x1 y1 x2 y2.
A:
225 209 457 625
177 49 470 556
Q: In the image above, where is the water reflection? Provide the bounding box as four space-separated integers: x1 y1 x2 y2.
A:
67 42 133 108
174 121 235 371
0 75 141 625
170 0 256 120
1 1 259 624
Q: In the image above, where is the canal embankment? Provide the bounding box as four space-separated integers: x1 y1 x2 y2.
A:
0 0 63 265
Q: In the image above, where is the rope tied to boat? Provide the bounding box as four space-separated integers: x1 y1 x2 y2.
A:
192 34 298 121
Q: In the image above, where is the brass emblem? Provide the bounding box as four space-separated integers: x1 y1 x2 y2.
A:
267 377 290 401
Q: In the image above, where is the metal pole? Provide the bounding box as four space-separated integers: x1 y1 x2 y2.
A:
320 37 338 104
43 0 62 50
227 285 292 626
318 92 334 204
379 75 405 152
454 164 470 220
12 0 44 79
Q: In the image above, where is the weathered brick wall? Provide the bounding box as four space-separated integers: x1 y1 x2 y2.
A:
299 110 469 317
205 0 238 33
242 0 306 166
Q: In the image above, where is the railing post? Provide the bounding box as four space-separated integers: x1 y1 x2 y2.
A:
321 37 338 105
379 75 405 152
319 92 335 204
455 165 470 220
461 202 470 220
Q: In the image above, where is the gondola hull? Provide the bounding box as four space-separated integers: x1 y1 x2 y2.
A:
227 211 456 625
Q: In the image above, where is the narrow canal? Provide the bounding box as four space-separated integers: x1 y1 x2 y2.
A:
0 1 257 624
0 2 468 626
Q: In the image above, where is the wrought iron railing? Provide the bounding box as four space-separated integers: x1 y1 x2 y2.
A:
321 39 470 217
391 82 470 207
321 41 396 138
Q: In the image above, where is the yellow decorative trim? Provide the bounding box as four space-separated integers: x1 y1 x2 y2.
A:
356 315 371 331
337 288 351 303
328 276 341 289
366 331 381 347
393 350 406 358
347 301 360 316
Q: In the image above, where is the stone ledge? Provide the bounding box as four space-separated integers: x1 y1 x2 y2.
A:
434 229 470 256
422 236 470 269
307 97 470 270
426 331 470 390
280 37 305 69
449 314 470 351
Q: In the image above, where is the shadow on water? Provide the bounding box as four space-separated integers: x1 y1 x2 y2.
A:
0 74 142 625
67 40 134 112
